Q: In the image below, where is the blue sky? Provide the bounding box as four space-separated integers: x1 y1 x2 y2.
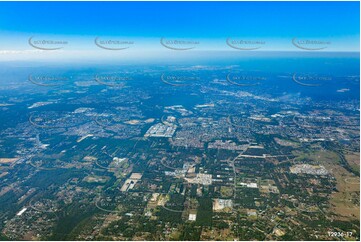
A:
0 1 359 61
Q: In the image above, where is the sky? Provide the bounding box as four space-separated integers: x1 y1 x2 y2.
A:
0 1 359 62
